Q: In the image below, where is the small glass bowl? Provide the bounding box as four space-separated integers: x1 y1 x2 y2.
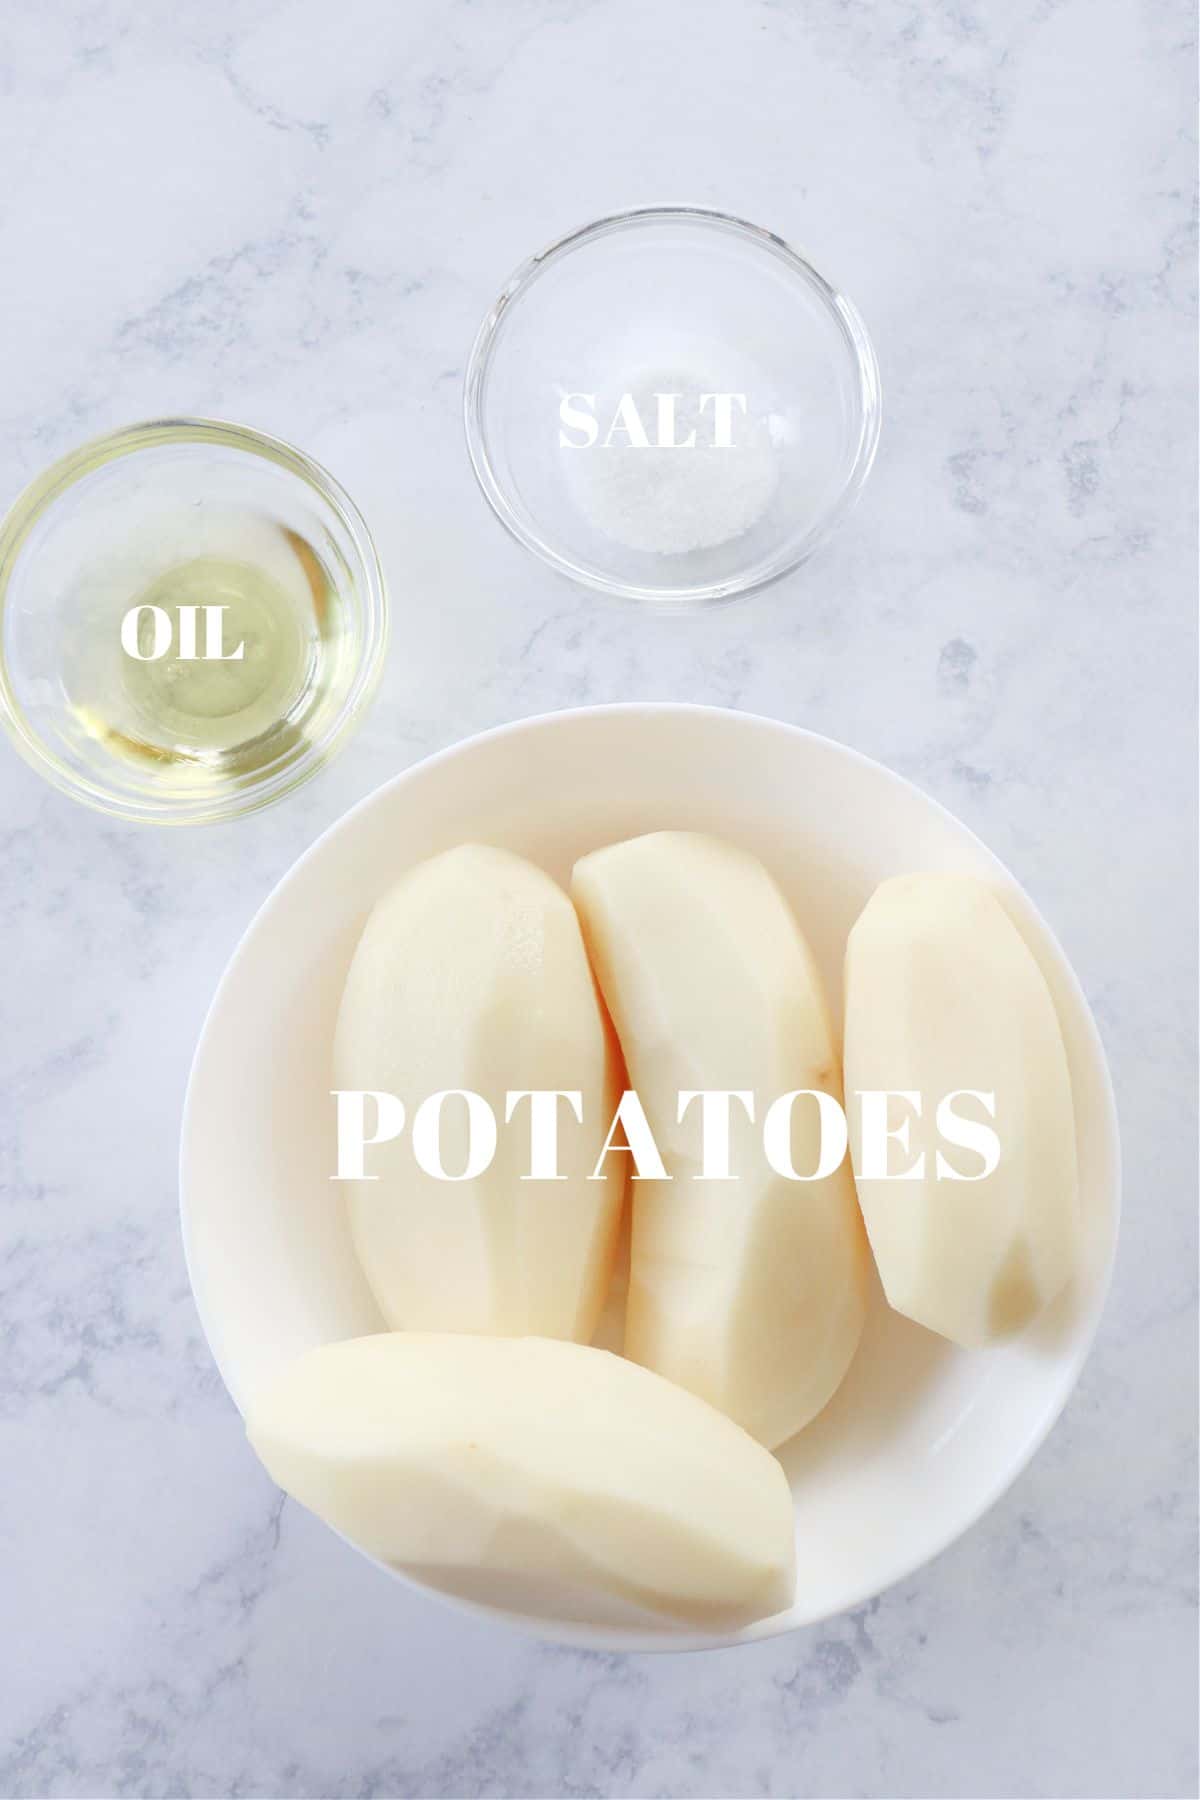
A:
465 206 882 607
0 419 388 824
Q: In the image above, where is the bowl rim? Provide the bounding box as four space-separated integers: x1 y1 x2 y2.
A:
0 416 389 825
463 205 884 607
179 700 1122 1653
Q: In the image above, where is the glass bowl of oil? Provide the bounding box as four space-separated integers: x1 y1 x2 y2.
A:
0 419 388 824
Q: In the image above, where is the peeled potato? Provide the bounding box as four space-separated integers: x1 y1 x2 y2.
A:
571 831 869 1450
843 873 1079 1345
334 844 624 1340
246 1333 796 1628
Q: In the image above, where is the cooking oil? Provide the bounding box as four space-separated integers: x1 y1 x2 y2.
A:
120 553 317 754
68 512 347 786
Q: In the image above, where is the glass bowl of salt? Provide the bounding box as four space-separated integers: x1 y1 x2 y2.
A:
464 206 881 607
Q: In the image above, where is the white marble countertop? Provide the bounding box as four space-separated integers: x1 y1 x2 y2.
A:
1 3 1196 1797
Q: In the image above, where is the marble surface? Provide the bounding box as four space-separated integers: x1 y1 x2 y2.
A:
1 3 1196 1796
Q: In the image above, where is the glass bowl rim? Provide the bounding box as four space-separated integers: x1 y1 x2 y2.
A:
0 416 389 825
463 204 883 608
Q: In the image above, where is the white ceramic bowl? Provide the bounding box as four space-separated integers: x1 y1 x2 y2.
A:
181 704 1120 1651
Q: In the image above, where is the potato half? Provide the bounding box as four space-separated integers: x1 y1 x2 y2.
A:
247 1332 797 1628
843 873 1079 1345
572 831 869 1449
334 844 624 1341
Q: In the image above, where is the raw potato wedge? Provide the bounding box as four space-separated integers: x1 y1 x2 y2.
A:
246 1333 797 1628
842 873 1079 1345
334 844 624 1340
571 831 869 1450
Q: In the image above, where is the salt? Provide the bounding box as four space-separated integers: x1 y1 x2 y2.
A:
564 368 779 557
